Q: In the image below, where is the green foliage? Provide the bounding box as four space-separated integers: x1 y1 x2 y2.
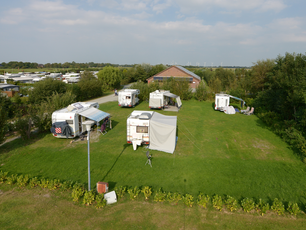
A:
194 81 208 101
71 184 85 203
48 179 61 190
141 186 152 200
271 198 285 215
241 198 255 213
6 174 18 185
61 180 74 191
212 194 223 211
95 193 106 209
0 95 8 144
162 77 193 100
224 195 238 212
287 202 300 216
76 71 103 101
197 193 210 209
167 192 182 205
127 186 140 200
83 190 96 205
39 178 49 189
183 194 194 207
255 199 270 216
97 66 122 91
154 188 167 202
29 177 39 188
0 171 9 184
16 174 29 188
114 186 126 199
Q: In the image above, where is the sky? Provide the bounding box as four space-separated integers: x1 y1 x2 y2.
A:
0 0 306 67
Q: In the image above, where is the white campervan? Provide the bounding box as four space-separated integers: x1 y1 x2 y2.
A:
51 102 110 138
215 93 230 111
118 89 140 107
127 110 177 153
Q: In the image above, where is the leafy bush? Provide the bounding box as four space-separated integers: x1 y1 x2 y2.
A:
224 195 238 212
0 171 8 184
167 192 182 205
16 174 29 188
127 186 140 200
141 186 152 201
39 178 49 189
241 198 255 213
6 174 17 185
154 188 167 202
71 184 85 203
29 177 39 188
61 180 74 191
83 190 96 205
114 186 126 199
287 202 300 216
48 179 61 190
95 194 106 209
212 194 223 211
197 193 210 209
194 82 208 101
271 198 285 215
255 199 270 216
183 194 194 207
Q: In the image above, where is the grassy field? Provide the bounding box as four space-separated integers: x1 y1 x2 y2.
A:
1 100 306 202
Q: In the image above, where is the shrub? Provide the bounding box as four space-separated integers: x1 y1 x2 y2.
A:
48 179 61 190
197 193 210 209
0 171 8 183
194 82 208 101
154 188 167 202
271 198 285 215
29 177 39 188
167 192 182 205
6 174 17 185
61 180 74 191
141 186 152 201
212 194 223 211
241 198 255 213
39 178 49 189
127 186 140 200
72 184 85 203
255 199 270 216
114 186 126 199
183 194 194 207
287 202 300 216
224 195 238 212
83 190 96 205
16 174 29 188
95 194 107 209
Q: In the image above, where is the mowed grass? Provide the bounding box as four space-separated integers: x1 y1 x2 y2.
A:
1 99 306 206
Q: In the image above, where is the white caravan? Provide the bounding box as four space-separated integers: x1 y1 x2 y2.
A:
62 73 80 83
149 90 182 110
127 110 177 153
118 89 140 107
51 102 110 138
215 93 245 111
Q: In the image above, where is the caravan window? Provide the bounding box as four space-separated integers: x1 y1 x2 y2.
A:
136 126 148 133
126 96 131 99
66 120 73 124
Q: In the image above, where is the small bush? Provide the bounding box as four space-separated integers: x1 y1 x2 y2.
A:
72 184 85 203
212 194 223 211
6 174 18 185
0 171 8 183
241 198 255 213
114 186 126 199
16 174 29 188
154 188 167 202
39 178 49 189
197 193 210 209
83 190 96 205
61 180 74 191
48 179 61 190
167 192 182 205
287 202 300 216
255 199 270 216
183 194 194 207
127 186 140 200
95 194 106 209
271 198 285 215
29 177 39 188
224 195 238 212
141 186 152 201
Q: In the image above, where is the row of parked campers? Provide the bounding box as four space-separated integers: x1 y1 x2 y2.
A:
118 89 182 110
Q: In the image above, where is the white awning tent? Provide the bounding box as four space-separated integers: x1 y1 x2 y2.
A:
223 106 236 114
163 92 182 107
149 112 177 154
79 107 110 122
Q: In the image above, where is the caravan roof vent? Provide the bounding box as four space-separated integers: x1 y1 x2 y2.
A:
139 113 152 120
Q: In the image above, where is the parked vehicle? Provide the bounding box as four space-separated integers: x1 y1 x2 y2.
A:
215 93 245 111
118 89 140 107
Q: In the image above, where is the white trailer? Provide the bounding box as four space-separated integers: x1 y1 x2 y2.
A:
118 89 140 107
215 93 245 111
127 110 177 153
51 102 110 138
149 90 182 110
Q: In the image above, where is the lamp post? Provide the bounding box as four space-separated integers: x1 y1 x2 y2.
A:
83 120 95 191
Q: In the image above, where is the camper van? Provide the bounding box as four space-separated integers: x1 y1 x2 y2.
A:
149 90 182 110
51 102 110 138
118 89 140 107
127 110 177 153
215 93 230 111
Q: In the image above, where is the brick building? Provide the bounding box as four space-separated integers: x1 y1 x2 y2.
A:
146 66 201 88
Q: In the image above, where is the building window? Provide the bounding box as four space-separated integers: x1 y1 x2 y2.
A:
136 126 148 133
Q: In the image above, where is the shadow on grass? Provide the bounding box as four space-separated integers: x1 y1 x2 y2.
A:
0 132 49 156
110 120 119 129
101 143 129 181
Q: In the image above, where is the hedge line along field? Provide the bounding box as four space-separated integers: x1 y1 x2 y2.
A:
0 99 306 207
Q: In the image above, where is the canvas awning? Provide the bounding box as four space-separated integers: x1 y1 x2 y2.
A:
79 108 110 122
163 92 182 108
149 112 177 154
164 92 179 98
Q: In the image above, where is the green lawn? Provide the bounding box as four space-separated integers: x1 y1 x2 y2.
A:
1 99 306 207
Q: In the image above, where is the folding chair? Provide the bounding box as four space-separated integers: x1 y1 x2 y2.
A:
97 123 107 135
145 151 152 167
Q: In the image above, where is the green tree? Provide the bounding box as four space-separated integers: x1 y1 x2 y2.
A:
97 66 122 91
251 59 275 93
0 95 8 144
77 72 102 101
